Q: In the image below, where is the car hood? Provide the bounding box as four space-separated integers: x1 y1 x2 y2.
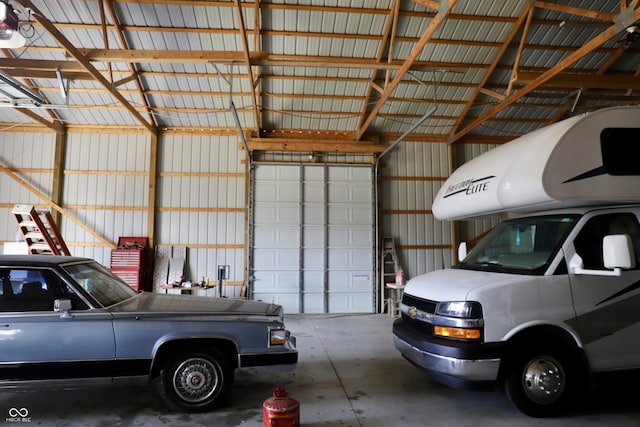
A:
108 292 283 317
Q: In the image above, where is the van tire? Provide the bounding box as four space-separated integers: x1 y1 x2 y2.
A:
502 345 573 417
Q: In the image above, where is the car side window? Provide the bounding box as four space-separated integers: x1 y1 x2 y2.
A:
573 213 640 270
0 268 89 312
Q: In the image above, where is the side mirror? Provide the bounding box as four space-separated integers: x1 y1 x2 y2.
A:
457 242 468 262
54 298 73 319
570 234 635 277
603 234 635 269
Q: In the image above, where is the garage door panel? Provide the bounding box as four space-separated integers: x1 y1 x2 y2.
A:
253 227 300 249
328 206 373 224
329 292 373 313
302 293 325 313
328 183 372 204
328 226 373 247
328 248 373 270
254 204 301 225
253 248 300 269
252 164 374 314
253 270 300 291
303 271 325 291
304 183 325 202
303 227 325 248
303 205 325 224
302 248 325 267
253 293 300 313
328 271 373 291
254 182 300 204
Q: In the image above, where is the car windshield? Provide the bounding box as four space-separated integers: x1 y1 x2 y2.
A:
63 261 138 307
455 214 579 275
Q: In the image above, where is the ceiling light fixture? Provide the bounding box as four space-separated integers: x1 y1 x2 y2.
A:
0 2 25 49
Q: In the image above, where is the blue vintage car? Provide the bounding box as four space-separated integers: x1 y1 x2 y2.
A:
0 255 297 412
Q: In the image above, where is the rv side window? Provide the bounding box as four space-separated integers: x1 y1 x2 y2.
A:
573 213 640 270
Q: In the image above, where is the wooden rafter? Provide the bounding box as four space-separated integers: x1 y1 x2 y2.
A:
104 0 157 127
16 0 157 135
356 0 400 132
453 4 640 143
234 0 261 129
447 6 532 143
534 1 616 21
356 0 458 141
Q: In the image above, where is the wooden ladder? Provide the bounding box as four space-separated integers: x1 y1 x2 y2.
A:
12 204 71 255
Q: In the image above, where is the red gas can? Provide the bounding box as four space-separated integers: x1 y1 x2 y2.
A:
262 387 300 427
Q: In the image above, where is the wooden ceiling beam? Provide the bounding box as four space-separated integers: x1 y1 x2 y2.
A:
357 0 399 133
16 0 156 135
514 72 640 90
453 4 640 144
233 0 261 129
104 0 157 127
534 1 616 21
356 0 457 140
248 138 386 154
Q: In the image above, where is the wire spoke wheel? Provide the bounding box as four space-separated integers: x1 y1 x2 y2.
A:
157 346 232 413
172 356 219 403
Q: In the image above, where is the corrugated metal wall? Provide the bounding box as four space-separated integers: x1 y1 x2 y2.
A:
0 132 56 244
0 129 500 306
0 131 246 298
380 141 451 281
62 133 150 265
156 135 246 298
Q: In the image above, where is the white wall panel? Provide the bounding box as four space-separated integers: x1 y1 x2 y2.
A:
156 134 246 295
381 142 450 282
0 132 56 253
62 133 150 265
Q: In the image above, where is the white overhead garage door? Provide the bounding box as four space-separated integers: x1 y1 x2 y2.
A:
251 164 375 314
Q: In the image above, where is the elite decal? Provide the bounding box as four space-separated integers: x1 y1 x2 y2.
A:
443 175 495 199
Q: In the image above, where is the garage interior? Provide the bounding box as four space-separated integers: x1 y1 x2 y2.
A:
1 0 640 424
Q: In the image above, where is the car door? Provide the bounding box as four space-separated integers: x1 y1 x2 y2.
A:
566 211 640 371
0 267 115 381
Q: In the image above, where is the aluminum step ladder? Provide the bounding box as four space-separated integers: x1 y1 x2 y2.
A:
382 236 404 316
12 204 70 255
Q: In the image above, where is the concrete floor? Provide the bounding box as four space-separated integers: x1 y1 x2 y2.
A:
1 314 639 426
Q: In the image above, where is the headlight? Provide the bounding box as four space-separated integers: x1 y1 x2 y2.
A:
270 328 289 346
435 301 482 318
433 301 483 341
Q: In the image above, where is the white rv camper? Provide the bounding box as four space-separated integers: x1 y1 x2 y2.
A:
393 106 640 417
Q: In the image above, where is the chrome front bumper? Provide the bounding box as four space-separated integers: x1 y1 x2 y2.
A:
393 334 500 382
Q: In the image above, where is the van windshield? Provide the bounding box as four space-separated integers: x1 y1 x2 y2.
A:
455 215 579 275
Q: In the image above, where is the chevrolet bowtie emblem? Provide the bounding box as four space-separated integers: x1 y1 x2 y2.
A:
408 307 417 318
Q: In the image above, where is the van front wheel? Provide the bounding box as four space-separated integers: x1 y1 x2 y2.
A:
503 348 572 417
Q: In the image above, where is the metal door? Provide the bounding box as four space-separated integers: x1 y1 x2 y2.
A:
251 164 375 313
